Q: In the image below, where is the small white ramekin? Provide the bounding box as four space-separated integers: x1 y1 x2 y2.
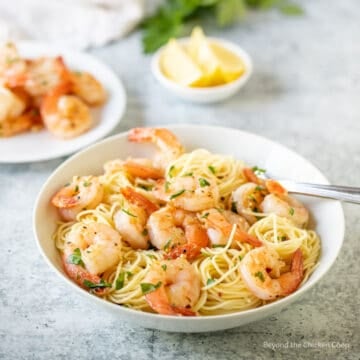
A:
151 37 253 104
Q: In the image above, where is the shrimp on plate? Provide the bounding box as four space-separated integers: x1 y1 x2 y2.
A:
240 246 304 300
147 205 209 260
154 175 219 212
64 222 122 293
24 56 71 98
199 209 262 248
51 176 104 221
41 83 92 139
114 187 159 250
70 71 107 106
142 257 201 316
0 42 27 88
128 128 184 170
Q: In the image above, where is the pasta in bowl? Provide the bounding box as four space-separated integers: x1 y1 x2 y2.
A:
33 125 344 332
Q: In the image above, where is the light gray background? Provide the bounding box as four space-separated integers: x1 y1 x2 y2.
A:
1 1 359 359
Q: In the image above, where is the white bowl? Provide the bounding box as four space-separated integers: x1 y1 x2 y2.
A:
33 125 344 332
151 38 253 103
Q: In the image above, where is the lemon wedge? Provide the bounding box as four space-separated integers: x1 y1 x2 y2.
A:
160 39 204 87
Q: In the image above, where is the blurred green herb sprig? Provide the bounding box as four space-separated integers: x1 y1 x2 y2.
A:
142 0 303 53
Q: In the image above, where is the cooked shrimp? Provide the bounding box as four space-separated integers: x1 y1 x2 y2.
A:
240 247 304 300
70 71 107 106
200 209 262 248
41 84 92 139
128 128 184 170
104 158 164 179
147 206 208 260
142 257 201 316
0 109 42 137
0 42 27 87
261 194 309 228
0 86 26 122
230 182 266 224
64 222 121 293
24 56 71 97
154 175 219 212
51 176 104 221
114 187 158 249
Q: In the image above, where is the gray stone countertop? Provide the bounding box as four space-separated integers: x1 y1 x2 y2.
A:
0 1 359 359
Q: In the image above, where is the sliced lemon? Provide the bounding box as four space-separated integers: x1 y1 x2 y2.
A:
160 39 204 87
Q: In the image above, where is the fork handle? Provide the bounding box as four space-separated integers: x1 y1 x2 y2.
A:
279 180 360 204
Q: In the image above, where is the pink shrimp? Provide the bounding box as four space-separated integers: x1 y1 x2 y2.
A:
240 247 304 300
142 257 201 316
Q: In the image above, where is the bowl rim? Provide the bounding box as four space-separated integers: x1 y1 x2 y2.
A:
33 124 345 324
151 37 253 94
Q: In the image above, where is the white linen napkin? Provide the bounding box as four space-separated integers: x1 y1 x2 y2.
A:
0 0 162 49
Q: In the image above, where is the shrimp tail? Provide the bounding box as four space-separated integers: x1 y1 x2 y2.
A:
121 186 159 214
233 229 263 247
145 290 196 316
279 248 304 295
167 223 209 260
123 161 164 179
62 254 107 295
243 168 265 186
265 179 288 196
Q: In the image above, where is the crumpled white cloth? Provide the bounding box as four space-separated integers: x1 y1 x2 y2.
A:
0 0 162 49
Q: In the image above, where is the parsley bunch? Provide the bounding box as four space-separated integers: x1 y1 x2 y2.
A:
142 0 303 53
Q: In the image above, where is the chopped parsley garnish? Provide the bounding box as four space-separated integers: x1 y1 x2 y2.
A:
252 166 266 175
138 184 153 191
164 181 170 192
142 229 148 236
163 239 172 251
255 185 264 192
170 189 185 200
248 194 257 202
168 165 175 178
161 264 167 271
140 281 162 294
67 248 84 267
199 178 210 187
215 207 224 213
206 278 216 286
183 172 193 177
74 185 79 192
238 255 242 261
83 279 112 289
115 272 126 290
147 254 157 259
254 271 265 282
208 165 216 174
121 208 137 217
83 181 92 187
201 212 210 219
231 202 238 213
289 207 295 216
115 271 133 290
212 244 225 248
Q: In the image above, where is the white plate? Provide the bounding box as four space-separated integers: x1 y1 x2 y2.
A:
0 41 126 163
33 125 345 332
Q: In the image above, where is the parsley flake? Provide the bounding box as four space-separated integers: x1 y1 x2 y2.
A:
199 178 210 187
161 264 167 271
170 189 185 200
140 281 162 294
289 208 295 216
67 248 84 267
122 208 137 217
83 279 111 289
206 278 216 286
208 165 216 174
254 271 265 282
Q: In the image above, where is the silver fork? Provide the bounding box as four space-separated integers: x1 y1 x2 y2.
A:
263 173 360 204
